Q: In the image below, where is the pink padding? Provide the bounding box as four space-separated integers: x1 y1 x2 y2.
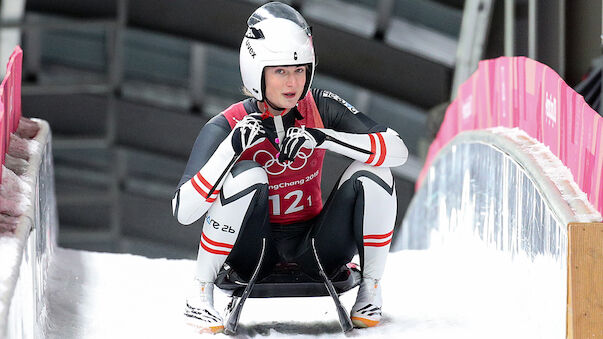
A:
0 46 23 184
0 213 18 234
419 56 603 215
0 166 29 216
8 134 31 161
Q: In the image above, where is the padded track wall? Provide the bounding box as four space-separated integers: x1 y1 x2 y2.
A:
1 47 23 184
419 57 603 215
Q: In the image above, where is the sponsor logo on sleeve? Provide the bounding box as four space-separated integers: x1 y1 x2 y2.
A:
322 90 359 114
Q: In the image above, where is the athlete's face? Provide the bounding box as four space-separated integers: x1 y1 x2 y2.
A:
264 65 307 114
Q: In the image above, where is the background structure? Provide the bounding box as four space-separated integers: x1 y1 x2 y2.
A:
0 0 600 259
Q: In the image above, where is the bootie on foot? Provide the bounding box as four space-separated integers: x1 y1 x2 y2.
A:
350 277 383 328
184 279 224 333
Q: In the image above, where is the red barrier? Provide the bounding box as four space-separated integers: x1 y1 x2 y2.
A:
0 46 23 184
419 56 603 215
0 89 5 179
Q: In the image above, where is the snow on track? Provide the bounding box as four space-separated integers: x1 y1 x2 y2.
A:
46 245 562 339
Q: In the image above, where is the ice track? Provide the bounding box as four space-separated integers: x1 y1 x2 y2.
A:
45 243 560 339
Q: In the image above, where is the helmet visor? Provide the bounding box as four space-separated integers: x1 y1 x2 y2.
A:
247 2 311 36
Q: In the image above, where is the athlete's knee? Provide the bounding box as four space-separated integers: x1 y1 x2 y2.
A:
172 161 267 226
221 160 268 198
205 161 268 234
337 161 394 193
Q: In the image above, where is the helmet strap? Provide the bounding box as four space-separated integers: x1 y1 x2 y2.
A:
261 100 286 119
265 97 285 112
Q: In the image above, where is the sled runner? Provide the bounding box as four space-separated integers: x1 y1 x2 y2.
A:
215 238 361 334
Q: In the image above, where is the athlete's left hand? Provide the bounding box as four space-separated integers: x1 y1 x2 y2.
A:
278 127 326 162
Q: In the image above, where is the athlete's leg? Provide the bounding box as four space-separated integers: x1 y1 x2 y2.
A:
185 160 270 332
193 161 270 281
341 162 396 283
298 161 396 327
341 162 396 328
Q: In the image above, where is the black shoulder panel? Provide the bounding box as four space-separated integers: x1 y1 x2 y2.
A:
312 89 387 133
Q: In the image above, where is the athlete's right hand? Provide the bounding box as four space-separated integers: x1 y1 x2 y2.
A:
231 114 274 154
277 126 326 162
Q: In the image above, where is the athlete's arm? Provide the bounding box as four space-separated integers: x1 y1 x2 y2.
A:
172 113 267 225
310 89 408 167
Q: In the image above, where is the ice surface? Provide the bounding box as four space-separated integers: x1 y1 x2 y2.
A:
0 165 30 218
489 127 601 222
16 117 41 140
0 236 21 321
8 133 40 161
45 242 562 339
0 119 53 338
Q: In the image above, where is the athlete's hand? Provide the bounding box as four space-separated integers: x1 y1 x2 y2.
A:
231 114 272 155
278 127 326 162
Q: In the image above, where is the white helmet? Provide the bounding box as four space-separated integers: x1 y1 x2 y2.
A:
240 2 315 102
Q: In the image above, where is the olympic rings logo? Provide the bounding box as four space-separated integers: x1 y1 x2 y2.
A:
253 148 314 175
